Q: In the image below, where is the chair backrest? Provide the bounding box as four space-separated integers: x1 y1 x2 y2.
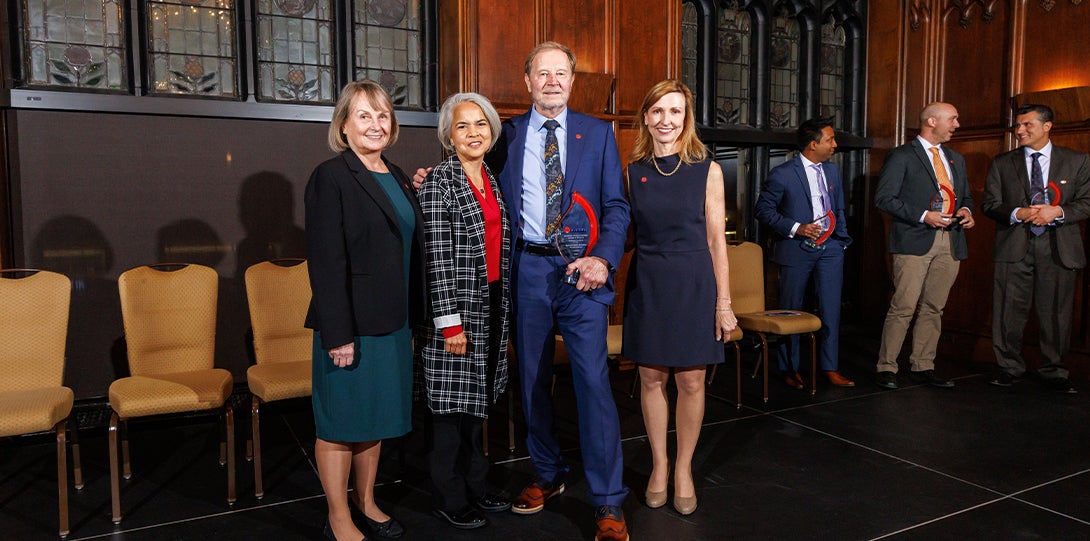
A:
245 259 312 365
118 264 218 376
0 269 71 392
726 242 765 314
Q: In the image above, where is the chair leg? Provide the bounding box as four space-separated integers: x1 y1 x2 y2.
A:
225 404 237 504
55 420 69 537
121 419 131 480
808 332 817 397
251 396 264 499
757 333 770 404
69 415 83 490
482 419 490 457
733 342 742 410
629 368 641 399
706 364 717 386
507 391 516 453
108 412 122 524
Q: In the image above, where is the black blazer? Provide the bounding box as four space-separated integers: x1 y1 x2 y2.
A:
304 150 426 349
874 139 973 260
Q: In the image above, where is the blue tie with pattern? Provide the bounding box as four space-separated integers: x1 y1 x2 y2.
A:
1030 152 1045 237
543 119 563 237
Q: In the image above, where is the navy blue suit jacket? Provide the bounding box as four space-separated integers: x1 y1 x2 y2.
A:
489 108 630 305
755 155 851 265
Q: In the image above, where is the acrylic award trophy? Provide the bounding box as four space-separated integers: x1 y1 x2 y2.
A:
552 191 599 285
931 184 961 229
803 210 835 251
1031 181 1062 207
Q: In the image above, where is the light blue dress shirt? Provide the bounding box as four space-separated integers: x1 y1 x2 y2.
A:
520 108 569 242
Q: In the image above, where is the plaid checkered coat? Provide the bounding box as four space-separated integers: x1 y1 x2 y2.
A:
418 155 511 418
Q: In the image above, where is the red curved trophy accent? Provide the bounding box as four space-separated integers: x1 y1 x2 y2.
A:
570 191 598 253
939 184 956 214
1047 181 1062 205
814 210 835 245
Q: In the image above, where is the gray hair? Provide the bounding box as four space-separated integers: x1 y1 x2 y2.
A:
436 92 503 153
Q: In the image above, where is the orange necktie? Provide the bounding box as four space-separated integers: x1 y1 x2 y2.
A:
929 147 953 212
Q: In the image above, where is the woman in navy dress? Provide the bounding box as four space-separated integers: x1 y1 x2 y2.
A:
305 80 424 541
623 79 737 516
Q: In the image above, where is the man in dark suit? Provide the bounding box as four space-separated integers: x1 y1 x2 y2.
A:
874 102 976 390
490 42 630 541
981 104 1090 394
755 118 855 390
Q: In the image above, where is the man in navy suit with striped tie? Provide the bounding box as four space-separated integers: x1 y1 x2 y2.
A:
756 118 855 391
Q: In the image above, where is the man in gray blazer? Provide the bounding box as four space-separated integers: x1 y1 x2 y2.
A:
874 102 976 390
981 104 1090 394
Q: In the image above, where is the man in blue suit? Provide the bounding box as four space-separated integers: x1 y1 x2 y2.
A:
755 118 855 390
488 42 631 541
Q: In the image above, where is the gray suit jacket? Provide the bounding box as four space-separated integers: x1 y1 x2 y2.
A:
874 139 974 260
981 144 1090 269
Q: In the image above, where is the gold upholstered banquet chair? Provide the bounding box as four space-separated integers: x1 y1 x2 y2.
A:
0 269 82 537
727 241 822 404
109 263 235 524
243 258 312 498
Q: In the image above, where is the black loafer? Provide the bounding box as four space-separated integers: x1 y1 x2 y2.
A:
988 372 1018 387
875 371 898 390
474 493 511 513
909 370 954 388
1044 377 1078 395
433 507 488 529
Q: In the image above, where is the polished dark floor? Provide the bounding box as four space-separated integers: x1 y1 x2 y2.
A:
4 328 1090 540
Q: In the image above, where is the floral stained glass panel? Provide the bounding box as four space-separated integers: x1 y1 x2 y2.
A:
255 0 335 104
768 11 799 128
20 0 128 91
353 0 422 109
681 2 698 93
146 0 238 98
819 20 846 129
715 4 751 126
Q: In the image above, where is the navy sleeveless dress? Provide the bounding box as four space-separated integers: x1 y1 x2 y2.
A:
623 155 724 367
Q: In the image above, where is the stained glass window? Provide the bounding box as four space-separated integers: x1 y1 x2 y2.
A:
715 4 750 126
146 0 238 98
681 2 699 92
352 0 422 109
19 0 128 91
768 10 799 128
819 19 846 129
255 0 335 104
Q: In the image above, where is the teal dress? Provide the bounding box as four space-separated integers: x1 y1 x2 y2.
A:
312 171 416 442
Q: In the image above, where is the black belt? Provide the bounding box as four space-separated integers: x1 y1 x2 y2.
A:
516 238 561 256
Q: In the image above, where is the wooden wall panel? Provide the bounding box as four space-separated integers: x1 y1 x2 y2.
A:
1021 2 1090 93
544 0 610 74
939 6 1008 128
470 0 537 111
614 0 676 116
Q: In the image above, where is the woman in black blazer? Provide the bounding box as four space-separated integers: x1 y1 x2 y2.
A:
418 93 512 529
304 80 424 541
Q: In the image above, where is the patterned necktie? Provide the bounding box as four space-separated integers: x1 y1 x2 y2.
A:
928 147 954 213
811 164 833 215
542 119 563 237
1030 151 1045 236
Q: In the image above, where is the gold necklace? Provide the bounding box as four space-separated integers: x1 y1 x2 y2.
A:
652 154 683 177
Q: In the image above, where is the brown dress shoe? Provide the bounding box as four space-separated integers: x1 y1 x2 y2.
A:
594 505 629 541
825 370 855 387
783 371 805 390
511 481 565 515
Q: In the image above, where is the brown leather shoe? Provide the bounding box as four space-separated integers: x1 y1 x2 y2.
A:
511 481 565 515
783 371 805 390
594 505 629 541
826 370 856 387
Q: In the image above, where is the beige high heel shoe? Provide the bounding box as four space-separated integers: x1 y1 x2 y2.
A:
672 492 697 515
644 488 667 509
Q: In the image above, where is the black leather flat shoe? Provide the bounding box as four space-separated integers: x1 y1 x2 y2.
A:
361 513 404 539
322 520 365 541
433 507 488 529
474 493 512 513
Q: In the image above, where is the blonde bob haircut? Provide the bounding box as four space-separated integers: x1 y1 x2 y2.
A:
629 79 707 164
436 93 503 154
327 80 399 153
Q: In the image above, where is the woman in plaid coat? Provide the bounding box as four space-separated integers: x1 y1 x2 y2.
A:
418 92 512 529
